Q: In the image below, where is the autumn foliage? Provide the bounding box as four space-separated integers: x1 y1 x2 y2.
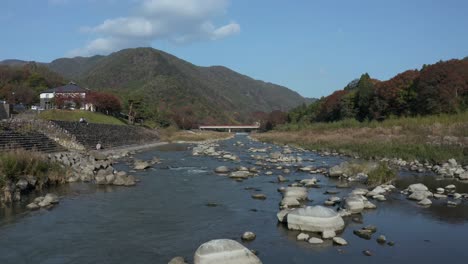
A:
288 58 468 124
86 91 122 114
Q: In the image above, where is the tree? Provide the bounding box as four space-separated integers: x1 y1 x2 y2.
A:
354 73 375 121
87 91 122 114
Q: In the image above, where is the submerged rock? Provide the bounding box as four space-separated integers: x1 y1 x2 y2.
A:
194 239 262 264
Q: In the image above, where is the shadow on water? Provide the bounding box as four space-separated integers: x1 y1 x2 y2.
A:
0 135 467 264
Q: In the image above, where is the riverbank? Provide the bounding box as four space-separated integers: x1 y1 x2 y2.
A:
252 113 468 165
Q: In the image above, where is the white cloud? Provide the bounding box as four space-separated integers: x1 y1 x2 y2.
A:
69 0 240 56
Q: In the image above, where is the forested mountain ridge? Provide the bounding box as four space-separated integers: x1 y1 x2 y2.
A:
1 48 309 126
288 57 468 124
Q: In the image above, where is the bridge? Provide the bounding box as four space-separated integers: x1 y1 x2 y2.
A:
199 123 260 133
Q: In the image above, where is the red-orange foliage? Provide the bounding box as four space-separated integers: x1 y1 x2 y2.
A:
415 59 468 114
86 91 122 114
317 90 348 121
374 70 420 116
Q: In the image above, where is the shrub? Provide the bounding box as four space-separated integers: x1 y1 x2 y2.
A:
0 149 66 188
367 162 396 186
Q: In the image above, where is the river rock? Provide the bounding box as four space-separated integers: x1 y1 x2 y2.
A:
284 187 308 201
280 197 300 207
418 198 432 206
278 175 288 182
328 165 344 177
322 230 336 239
229 171 251 179
332 237 347 246
106 174 116 184
445 184 456 190
43 193 59 204
354 229 373 240
26 202 40 210
287 206 345 234
241 231 256 241
300 178 318 187
436 188 445 194
168 256 188 264
364 200 377 209
124 175 136 186
433 193 447 199
193 239 262 264
308 237 324 244
408 191 431 201
408 183 428 193
215 166 230 173
344 195 365 214
458 172 468 180
277 209 293 222
95 175 107 185
16 179 29 191
297 233 310 241
134 160 150 170
252 194 266 200
377 235 386 244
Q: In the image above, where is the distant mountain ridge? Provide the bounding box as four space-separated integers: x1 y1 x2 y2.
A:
1 48 310 125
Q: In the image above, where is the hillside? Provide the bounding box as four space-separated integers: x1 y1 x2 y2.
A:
287 58 468 124
0 62 65 105
43 48 308 126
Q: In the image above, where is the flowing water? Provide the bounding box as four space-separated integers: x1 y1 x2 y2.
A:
0 135 467 264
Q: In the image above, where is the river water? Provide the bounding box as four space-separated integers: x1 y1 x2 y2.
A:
0 135 467 264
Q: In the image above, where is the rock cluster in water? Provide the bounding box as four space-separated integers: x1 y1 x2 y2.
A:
193 239 262 264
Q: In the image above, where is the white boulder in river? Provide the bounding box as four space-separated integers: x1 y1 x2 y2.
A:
287 206 345 237
194 239 262 264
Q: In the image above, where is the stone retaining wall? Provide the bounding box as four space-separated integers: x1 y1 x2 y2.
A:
51 121 159 149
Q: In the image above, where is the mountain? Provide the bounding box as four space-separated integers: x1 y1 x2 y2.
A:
42 48 308 125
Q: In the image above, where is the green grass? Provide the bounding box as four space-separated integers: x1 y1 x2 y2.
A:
367 162 397 186
39 110 126 125
0 149 66 188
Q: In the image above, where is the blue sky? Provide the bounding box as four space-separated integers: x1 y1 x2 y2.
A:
1 0 467 98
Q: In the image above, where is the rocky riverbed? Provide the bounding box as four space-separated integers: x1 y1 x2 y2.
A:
0 135 467 264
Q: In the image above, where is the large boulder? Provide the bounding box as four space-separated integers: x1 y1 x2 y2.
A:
287 206 345 234
194 239 262 264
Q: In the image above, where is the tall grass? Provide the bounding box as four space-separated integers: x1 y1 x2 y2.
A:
255 112 468 165
0 149 66 188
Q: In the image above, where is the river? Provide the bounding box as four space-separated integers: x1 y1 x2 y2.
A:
0 135 467 264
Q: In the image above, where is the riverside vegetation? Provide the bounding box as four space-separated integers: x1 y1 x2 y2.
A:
253 112 468 165
0 149 66 203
